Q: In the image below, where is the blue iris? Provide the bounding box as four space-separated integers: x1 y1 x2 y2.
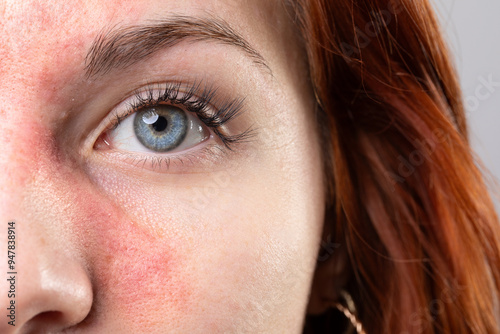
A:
133 106 188 152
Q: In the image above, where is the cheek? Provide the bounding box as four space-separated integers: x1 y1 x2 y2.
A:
69 183 193 329
84 160 323 331
87 216 191 319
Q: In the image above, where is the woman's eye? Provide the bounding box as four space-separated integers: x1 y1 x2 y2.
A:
107 105 210 153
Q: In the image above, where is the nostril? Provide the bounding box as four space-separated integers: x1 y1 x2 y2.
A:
22 311 65 333
31 311 64 323
22 308 94 334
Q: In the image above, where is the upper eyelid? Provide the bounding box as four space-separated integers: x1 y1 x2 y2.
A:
104 83 202 123
110 82 220 128
130 83 211 111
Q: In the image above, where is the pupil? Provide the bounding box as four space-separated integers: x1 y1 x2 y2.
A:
151 116 168 132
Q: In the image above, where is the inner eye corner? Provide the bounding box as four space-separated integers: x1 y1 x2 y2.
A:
93 132 111 151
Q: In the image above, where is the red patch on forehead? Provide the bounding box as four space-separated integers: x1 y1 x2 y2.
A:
19 1 83 32
0 0 150 107
34 39 88 106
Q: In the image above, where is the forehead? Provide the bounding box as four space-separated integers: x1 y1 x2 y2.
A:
0 0 278 33
0 0 285 82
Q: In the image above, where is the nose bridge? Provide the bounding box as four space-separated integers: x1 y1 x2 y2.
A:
0 103 73 257
0 114 44 219
0 99 56 208
0 111 86 241
0 22 79 211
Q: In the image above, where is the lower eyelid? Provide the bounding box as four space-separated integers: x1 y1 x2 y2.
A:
93 140 228 174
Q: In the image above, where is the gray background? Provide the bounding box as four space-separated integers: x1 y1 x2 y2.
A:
433 0 500 211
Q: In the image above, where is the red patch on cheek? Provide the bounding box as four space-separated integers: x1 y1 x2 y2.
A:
21 136 193 326
76 195 192 323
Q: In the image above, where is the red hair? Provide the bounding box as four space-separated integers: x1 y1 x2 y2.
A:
291 0 500 332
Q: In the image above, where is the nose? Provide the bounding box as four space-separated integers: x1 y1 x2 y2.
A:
0 126 93 333
5 239 93 333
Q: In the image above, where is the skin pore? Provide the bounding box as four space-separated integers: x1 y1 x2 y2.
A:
0 0 326 333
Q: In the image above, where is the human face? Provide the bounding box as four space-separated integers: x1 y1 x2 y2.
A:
0 0 325 333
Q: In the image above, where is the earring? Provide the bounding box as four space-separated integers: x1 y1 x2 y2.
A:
333 290 366 334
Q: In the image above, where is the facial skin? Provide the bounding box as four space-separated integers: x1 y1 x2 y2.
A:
0 0 325 333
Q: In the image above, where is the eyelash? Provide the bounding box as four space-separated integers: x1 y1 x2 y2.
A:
107 81 253 151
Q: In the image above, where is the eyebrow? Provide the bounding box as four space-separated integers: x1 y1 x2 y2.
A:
85 15 271 78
